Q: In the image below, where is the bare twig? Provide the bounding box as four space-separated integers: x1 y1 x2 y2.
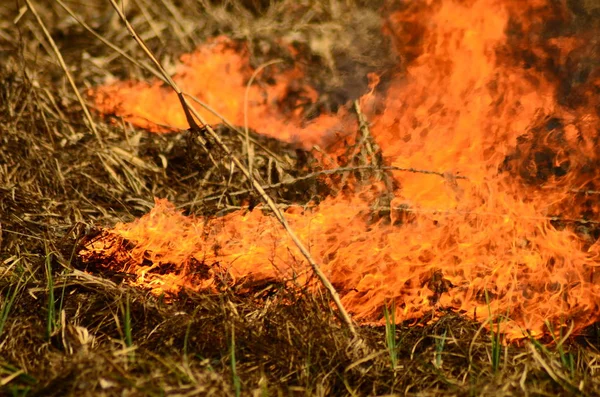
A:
352 100 395 204
381 206 600 225
353 99 379 167
23 0 104 148
210 202 600 227
107 0 358 337
568 188 600 195
186 164 467 206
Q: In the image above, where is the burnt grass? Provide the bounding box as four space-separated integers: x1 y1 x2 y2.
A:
1 1 600 396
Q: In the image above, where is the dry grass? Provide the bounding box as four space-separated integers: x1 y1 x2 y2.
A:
1 0 600 396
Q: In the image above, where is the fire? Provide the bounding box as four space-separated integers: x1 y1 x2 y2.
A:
92 36 342 147
82 0 600 340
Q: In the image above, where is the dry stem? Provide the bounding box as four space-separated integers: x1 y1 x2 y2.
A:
24 0 103 148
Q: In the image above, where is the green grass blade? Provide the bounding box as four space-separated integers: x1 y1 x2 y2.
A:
231 326 241 397
45 252 56 340
124 294 132 348
384 301 397 370
485 289 502 373
0 277 23 338
435 328 447 369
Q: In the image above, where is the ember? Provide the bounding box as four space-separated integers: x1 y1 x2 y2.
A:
82 0 600 341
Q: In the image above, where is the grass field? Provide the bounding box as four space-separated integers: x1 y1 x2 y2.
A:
1 1 600 396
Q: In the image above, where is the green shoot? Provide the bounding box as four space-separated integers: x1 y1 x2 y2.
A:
0 276 23 338
485 289 502 373
230 325 241 397
45 251 57 340
57 241 78 324
183 319 192 364
304 343 312 386
123 294 132 348
183 306 201 364
545 320 575 378
117 293 135 363
434 328 447 369
383 301 398 371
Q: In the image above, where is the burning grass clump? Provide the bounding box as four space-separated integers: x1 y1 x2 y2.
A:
2 0 600 396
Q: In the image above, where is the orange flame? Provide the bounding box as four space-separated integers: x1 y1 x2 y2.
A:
92 36 342 147
84 0 600 340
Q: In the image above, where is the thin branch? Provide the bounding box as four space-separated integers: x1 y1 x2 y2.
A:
352 99 395 200
214 203 600 226
353 99 379 166
185 164 467 206
568 188 600 195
